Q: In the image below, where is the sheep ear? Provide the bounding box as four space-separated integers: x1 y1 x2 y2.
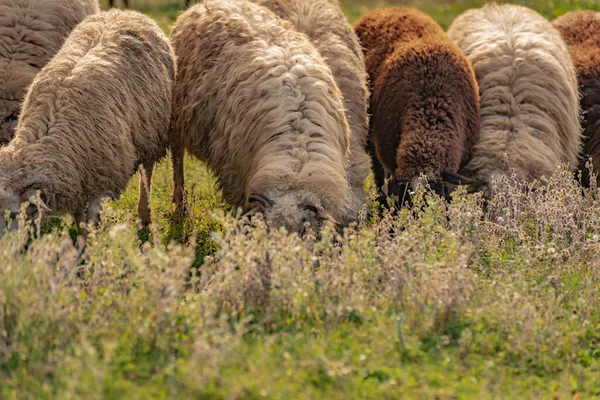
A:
466 185 482 194
21 188 51 215
248 193 274 210
305 204 337 224
317 206 337 224
441 169 473 186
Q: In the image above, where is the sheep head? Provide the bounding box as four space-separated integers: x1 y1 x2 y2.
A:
378 169 476 209
245 192 337 236
0 180 51 240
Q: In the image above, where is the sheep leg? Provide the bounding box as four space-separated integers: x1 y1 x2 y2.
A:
340 139 372 224
171 131 185 213
123 0 129 8
366 139 386 190
108 0 114 7
75 211 87 238
137 162 154 227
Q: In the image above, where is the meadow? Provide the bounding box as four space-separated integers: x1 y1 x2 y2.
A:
2 0 600 398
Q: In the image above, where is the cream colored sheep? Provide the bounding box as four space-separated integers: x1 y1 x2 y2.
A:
448 4 582 193
0 9 175 237
170 0 351 234
0 0 98 145
251 0 370 223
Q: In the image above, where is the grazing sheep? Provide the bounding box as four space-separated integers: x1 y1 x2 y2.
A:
251 0 370 222
448 4 582 193
170 0 351 234
0 9 175 237
354 7 480 203
0 0 99 145
553 11 600 186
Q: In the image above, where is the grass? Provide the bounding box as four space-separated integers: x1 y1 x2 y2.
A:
103 0 600 29
2 1 600 398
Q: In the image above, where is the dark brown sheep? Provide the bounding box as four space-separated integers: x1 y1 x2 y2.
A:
354 7 479 205
553 11 600 186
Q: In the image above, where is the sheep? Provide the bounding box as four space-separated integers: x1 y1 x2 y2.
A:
0 0 99 145
553 11 600 186
250 0 370 223
170 0 351 234
0 9 176 238
447 3 582 194
353 7 480 205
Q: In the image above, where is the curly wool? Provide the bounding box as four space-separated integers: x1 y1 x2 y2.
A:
251 0 370 221
553 11 600 186
0 0 98 145
0 9 175 231
448 4 582 191
170 0 351 233
354 7 480 191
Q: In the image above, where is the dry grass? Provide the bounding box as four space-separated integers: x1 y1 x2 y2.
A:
2 166 600 397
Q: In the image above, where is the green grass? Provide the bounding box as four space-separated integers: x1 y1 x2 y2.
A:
3 1 600 398
105 0 600 30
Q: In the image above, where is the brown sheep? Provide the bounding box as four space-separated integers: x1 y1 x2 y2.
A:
251 0 371 223
0 0 99 145
553 11 600 186
0 9 176 238
354 7 480 204
170 0 351 234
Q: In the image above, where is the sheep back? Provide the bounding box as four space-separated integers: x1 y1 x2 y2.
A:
170 0 351 229
0 9 175 217
448 3 582 190
553 11 600 186
0 0 99 145
354 7 480 187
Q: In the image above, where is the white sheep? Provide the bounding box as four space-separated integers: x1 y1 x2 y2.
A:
0 9 176 237
447 3 582 193
170 0 351 234
251 0 371 223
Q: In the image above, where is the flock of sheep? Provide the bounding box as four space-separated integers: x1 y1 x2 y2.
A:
0 0 599 238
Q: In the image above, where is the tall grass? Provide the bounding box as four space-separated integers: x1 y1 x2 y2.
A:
2 167 600 397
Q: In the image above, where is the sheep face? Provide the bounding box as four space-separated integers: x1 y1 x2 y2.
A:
246 192 336 236
0 187 50 239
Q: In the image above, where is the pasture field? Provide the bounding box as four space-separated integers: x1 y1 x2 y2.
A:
2 1 600 398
